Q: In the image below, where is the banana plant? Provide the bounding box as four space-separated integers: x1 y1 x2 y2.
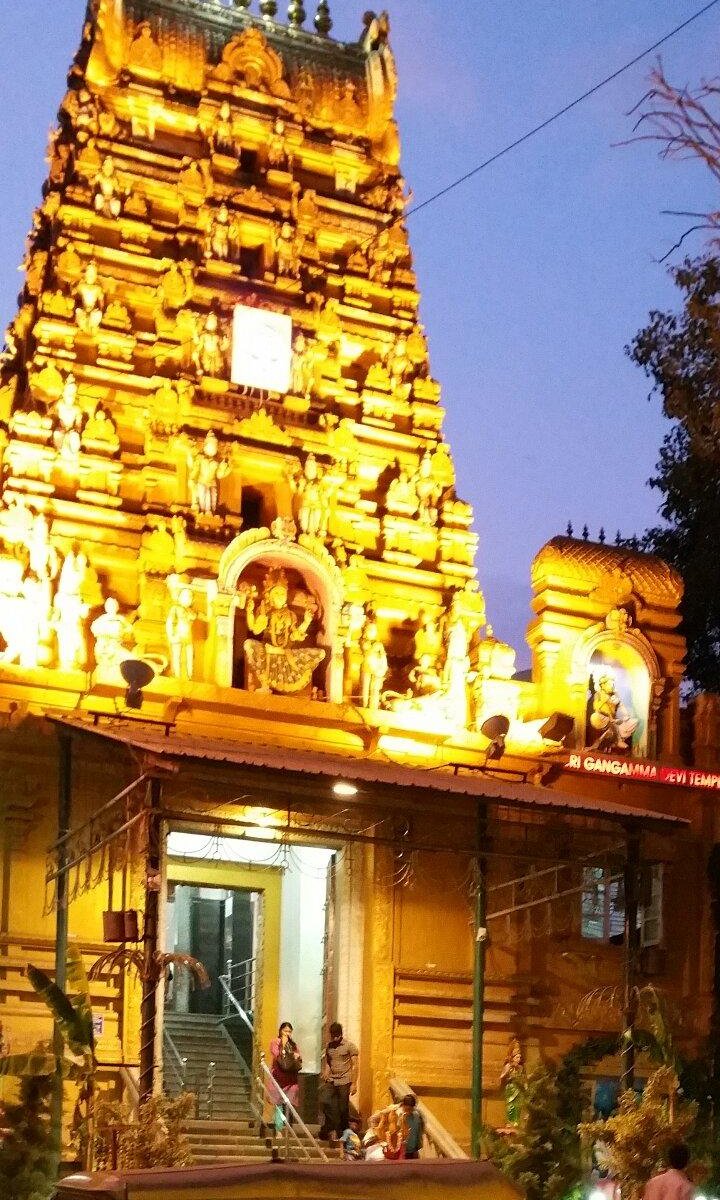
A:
0 944 97 1169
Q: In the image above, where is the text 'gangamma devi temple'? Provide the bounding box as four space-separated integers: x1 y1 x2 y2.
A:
1 0 720 1163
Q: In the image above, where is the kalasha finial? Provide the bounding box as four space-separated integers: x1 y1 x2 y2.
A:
233 0 251 10
315 1 332 34
260 0 278 16
288 1 306 27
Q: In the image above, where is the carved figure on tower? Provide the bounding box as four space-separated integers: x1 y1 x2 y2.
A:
192 311 228 378
75 262 105 334
91 597 134 670
240 566 324 695
386 465 419 516
52 549 90 671
291 453 343 540
52 375 84 454
275 222 301 279
211 100 235 156
410 611 443 694
204 204 235 262
267 118 289 169
360 613 388 709
82 405 119 455
166 586 196 680
188 430 230 515
291 331 323 400
92 156 123 219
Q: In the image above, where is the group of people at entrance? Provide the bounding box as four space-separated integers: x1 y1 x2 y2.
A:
267 1020 424 1160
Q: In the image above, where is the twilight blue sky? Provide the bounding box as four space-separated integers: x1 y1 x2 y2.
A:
0 2 717 663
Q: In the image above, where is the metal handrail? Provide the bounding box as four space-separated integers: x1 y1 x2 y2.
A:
163 1027 187 1094
257 1056 328 1163
217 976 326 1161
222 957 256 1022
388 1076 468 1160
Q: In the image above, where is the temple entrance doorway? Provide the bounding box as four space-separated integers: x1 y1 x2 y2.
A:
163 831 339 1081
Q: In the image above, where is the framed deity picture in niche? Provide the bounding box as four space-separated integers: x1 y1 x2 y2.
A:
231 305 292 394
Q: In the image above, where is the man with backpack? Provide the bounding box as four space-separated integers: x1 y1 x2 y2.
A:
319 1022 358 1141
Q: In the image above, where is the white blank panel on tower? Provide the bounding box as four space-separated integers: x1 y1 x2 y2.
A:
231 305 292 394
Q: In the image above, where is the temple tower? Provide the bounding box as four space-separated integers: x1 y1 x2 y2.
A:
0 0 486 726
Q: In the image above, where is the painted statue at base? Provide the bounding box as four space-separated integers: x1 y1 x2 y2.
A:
499 1037 525 1127
588 671 638 752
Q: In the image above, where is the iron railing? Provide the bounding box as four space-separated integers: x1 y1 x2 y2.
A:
218 974 326 1161
388 1076 468 1159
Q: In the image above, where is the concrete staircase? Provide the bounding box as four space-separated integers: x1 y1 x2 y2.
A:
164 1011 253 1122
164 1012 337 1165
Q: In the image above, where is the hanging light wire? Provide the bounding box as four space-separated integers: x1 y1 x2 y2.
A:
402 0 720 223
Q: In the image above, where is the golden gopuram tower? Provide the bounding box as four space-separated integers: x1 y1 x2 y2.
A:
0 0 716 1164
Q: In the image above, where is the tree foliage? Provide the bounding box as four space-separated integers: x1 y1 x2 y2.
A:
0 1073 56 1200
94 1092 194 1171
580 1067 698 1200
627 257 720 692
484 1064 584 1200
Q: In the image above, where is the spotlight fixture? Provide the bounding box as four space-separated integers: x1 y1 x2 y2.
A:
479 714 510 761
539 712 575 745
120 659 155 709
333 780 358 798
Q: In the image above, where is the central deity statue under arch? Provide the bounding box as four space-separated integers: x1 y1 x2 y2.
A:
239 564 325 695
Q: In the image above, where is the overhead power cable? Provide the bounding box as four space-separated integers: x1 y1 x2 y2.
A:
404 0 720 222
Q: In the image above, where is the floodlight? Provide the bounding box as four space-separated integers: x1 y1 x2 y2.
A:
120 659 155 709
539 712 575 744
480 714 510 760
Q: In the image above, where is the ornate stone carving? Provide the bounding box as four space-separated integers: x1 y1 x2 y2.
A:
92 155 123 219
166 584 196 680
75 262 105 334
187 430 230 515
212 29 291 98
192 312 229 378
127 22 162 76
360 613 387 709
91 597 134 670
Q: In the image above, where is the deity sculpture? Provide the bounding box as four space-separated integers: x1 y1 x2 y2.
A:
415 449 442 526
204 203 234 262
360 615 388 709
410 611 443 694
52 549 90 671
267 117 288 169
93 155 123 220
91 597 134 670
386 466 419 516
187 430 229 515
442 604 472 726
192 311 228 378
52 374 84 452
500 1038 525 1127
291 453 338 539
166 586 196 680
275 222 301 278
75 262 105 334
291 332 323 400
211 100 235 156
158 260 194 313
27 511 60 586
82 405 119 455
241 566 324 695
588 671 639 753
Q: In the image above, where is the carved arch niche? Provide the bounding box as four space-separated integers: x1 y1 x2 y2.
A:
213 530 344 702
569 609 663 758
211 29 291 98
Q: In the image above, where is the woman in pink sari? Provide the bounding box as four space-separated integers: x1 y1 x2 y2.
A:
270 1021 302 1110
